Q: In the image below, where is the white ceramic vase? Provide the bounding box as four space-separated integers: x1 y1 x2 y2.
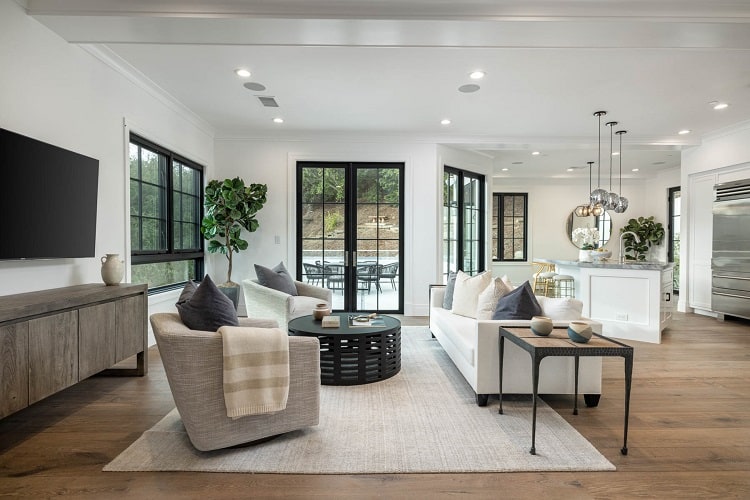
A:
101 254 124 285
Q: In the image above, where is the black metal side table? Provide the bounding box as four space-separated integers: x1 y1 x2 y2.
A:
498 327 634 456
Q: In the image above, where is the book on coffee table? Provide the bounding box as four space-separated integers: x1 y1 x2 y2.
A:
321 315 340 328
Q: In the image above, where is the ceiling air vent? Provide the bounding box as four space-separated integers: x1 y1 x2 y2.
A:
257 96 279 108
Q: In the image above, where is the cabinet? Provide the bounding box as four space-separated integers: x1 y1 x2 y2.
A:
0 283 147 419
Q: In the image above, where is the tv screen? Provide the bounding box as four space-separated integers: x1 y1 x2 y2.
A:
0 128 99 260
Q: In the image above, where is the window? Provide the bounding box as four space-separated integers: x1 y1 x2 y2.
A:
668 186 681 292
492 193 527 261
129 134 204 292
443 167 485 282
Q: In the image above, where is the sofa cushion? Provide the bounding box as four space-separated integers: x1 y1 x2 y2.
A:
492 280 542 320
176 274 239 331
442 272 457 309
255 261 298 296
537 296 583 320
451 271 492 319
288 295 324 320
476 277 513 320
432 306 476 367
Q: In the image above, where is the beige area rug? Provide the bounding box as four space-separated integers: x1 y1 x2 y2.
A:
104 326 614 474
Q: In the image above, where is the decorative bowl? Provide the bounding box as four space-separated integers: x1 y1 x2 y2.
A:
567 321 593 343
530 316 554 336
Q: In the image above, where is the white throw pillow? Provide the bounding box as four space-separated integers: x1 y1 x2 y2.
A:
538 296 583 320
451 271 492 319
476 277 513 320
500 274 514 289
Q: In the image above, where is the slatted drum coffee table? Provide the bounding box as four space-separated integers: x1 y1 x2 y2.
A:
498 326 634 456
288 313 401 386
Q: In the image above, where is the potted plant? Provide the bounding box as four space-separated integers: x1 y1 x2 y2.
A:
620 216 665 261
200 177 268 306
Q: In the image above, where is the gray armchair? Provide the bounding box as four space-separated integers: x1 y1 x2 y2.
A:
242 279 332 331
151 313 320 451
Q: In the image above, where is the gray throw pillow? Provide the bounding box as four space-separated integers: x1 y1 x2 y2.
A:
255 261 298 296
176 275 239 331
442 272 457 309
491 280 542 320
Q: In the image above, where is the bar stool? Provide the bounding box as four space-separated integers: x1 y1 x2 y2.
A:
552 275 575 298
532 262 557 297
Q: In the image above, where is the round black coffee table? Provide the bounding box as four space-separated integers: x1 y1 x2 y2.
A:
288 313 401 386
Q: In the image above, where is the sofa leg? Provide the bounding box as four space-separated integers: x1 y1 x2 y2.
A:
584 394 601 407
476 393 489 406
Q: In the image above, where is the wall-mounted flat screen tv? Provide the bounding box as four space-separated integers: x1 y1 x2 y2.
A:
0 128 99 260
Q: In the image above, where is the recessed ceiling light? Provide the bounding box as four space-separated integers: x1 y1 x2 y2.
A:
611 151 620 156
678 129 691 135
440 119 451 125
531 151 540 156
566 168 574 172
712 102 729 110
632 168 640 172
511 161 523 165
469 71 485 80
273 117 284 123
458 84 480 93
501 168 509 171
234 68 251 78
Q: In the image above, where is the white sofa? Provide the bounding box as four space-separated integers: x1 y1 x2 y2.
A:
429 285 603 406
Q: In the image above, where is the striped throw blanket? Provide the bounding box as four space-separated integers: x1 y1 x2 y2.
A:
218 326 290 419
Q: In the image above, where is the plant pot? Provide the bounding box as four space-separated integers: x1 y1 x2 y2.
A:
218 283 240 310
312 303 331 321
578 249 593 262
530 316 553 336
568 321 593 343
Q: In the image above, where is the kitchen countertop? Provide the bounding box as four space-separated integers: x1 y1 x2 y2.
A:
538 258 674 271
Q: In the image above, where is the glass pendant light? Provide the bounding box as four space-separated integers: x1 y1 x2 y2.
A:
590 111 609 206
574 161 595 217
614 129 629 213
604 120 620 210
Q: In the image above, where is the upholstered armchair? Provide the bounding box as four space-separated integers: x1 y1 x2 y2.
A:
151 313 321 451
242 279 332 330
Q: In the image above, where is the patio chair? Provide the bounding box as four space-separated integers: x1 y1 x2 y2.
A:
379 262 399 290
302 262 326 286
356 264 381 293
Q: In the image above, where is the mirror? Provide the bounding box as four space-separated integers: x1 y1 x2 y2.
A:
567 210 612 249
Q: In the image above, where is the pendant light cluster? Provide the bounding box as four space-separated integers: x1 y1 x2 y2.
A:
575 110 629 217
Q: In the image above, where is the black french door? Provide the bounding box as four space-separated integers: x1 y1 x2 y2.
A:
296 162 404 313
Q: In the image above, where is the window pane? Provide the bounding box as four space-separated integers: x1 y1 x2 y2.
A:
323 168 345 203
131 260 197 289
301 167 324 204
357 168 378 203
141 183 165 218
141 149 163 185
129 144 139 179
130 179 140 216
141 217 166 251
379 168 400 203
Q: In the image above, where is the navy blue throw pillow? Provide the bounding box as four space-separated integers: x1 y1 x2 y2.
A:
491 280 542 320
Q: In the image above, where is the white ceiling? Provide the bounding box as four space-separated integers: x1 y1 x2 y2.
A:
26 0 750 178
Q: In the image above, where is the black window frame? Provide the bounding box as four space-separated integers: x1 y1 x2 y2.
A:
492 192 528 262
443 166 485 282
129 133 204 293
667 185 681 292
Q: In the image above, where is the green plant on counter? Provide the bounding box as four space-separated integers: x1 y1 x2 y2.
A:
620 216 665 261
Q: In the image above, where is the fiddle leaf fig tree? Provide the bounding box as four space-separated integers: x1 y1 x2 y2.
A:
620 216 665 261
200 177 267 285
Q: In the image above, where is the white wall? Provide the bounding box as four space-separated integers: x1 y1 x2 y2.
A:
213 138 439 316
0 2 215 344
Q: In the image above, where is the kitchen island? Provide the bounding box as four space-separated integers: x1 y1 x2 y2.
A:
539 259 674 344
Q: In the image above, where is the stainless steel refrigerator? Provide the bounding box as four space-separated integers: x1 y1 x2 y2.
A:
712 179 750 320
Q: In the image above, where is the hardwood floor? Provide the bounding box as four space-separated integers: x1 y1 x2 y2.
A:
1 311 749 499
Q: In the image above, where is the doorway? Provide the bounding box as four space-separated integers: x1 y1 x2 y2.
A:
296 162 404 313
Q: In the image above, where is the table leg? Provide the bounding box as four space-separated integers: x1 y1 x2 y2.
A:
573 355 580 415
530 356 540 455
622 353 633 455
498 336 505 415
